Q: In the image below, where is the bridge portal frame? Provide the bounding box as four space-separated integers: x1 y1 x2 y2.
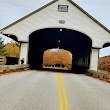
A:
0 0 110 71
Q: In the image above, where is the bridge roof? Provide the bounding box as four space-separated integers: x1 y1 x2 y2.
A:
0 0 110 34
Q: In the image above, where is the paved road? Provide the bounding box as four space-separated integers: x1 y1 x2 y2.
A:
0 70 110 110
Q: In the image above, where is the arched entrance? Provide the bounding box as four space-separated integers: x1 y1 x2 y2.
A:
28 28 92 71
43 49 72 70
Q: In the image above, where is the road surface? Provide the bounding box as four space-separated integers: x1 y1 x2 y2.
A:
0 70 110 110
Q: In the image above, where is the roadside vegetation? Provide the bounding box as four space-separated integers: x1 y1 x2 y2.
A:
98 56 110 73
0 36 20 57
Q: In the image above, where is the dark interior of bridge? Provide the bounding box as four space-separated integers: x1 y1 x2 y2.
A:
28 28 92 72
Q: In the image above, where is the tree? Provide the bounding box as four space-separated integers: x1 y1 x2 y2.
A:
0 37 8 56
98 56 110 72
43 49 72 69
4 42 20 58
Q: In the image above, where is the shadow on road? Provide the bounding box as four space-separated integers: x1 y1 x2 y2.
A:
32 68 87 74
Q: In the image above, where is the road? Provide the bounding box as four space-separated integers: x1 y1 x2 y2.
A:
0 70 110 110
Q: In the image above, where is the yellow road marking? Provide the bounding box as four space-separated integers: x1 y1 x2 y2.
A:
57 73 69 110
58 74 64 110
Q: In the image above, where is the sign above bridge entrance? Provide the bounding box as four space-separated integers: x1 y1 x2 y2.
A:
58 5 68 12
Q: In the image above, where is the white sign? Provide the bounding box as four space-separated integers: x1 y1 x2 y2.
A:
58 5 68 12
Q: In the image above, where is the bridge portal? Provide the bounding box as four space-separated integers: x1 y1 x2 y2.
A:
28 28 92 71
1 0 110 71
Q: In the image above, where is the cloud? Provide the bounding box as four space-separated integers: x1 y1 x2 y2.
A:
74 0 110 5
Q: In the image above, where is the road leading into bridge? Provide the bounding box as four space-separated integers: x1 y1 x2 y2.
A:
0 70 110 110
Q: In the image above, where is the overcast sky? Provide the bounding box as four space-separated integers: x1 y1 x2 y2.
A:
0 0 110 57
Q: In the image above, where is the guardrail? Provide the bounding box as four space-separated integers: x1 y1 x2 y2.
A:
0 56 6 65
86 70 110 83
0 64 29 74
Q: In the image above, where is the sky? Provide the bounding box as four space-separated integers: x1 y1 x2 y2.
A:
0 0 110 57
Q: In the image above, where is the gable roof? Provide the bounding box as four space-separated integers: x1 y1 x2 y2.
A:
0 0 110 34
